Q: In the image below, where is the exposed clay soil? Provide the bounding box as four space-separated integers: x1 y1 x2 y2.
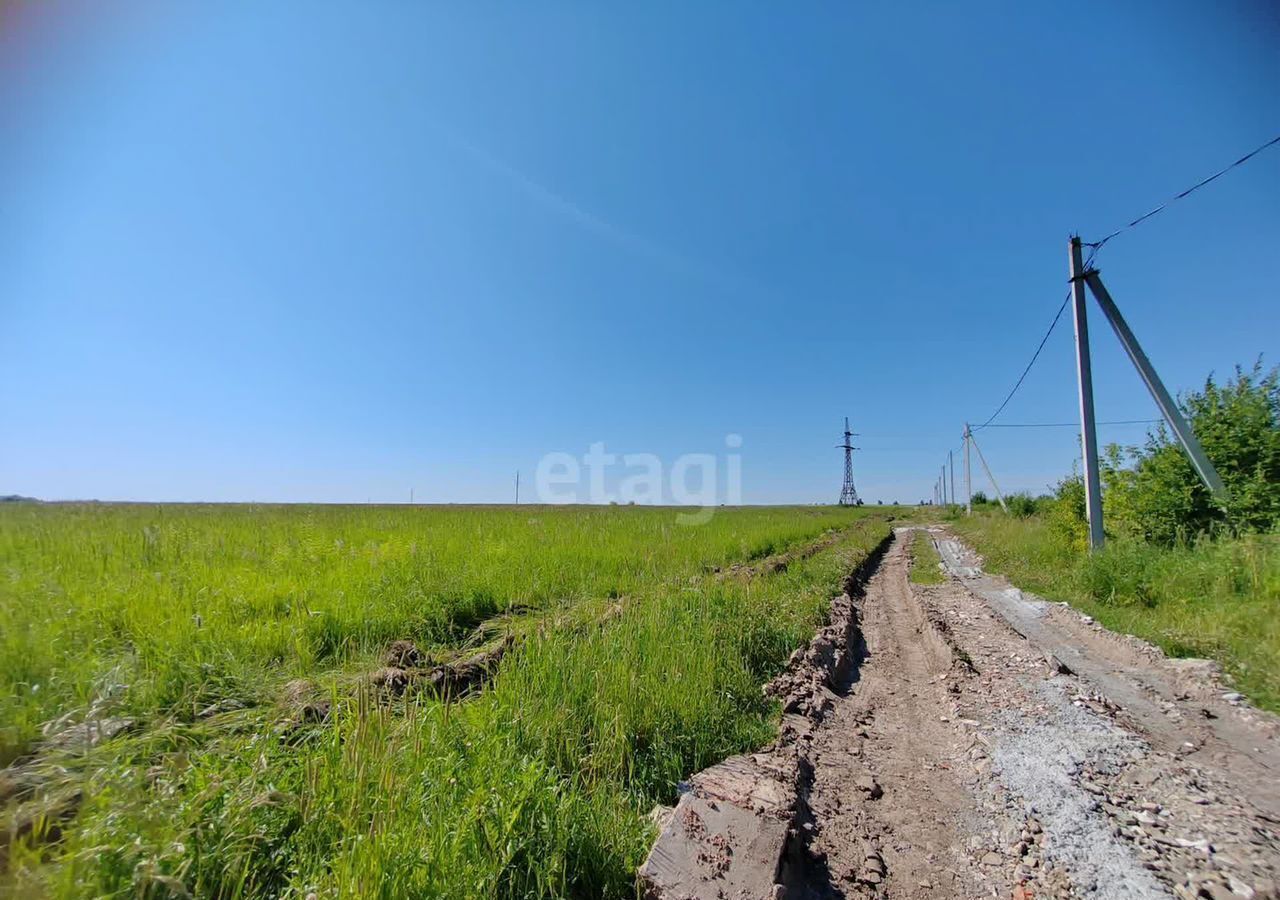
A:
643 527 1280 900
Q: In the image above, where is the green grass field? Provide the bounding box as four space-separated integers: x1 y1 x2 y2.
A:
908 529 944 585
950 510 1280 713
1 502 892 897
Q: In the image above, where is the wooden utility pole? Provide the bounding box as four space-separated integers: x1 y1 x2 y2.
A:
515 470 520 505
1069 236 1106 551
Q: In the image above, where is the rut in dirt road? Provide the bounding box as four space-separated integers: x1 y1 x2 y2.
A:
795 527 1280 900
799 529 1016 899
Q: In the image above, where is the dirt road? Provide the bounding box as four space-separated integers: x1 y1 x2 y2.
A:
642 527 1280 900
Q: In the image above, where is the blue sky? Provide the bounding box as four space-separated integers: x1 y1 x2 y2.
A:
2 2 1277 504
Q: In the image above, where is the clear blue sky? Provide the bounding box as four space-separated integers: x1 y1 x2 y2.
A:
3 2 1277 504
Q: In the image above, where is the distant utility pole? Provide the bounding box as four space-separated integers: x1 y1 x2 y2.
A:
963 425 972 515
837 418 861 506
941 464 948 506
410 488 414 505
949 451 955 506
515 470 520 505
1067 236 1227 552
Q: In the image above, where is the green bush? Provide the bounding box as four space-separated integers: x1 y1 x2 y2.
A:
1049 362 1280 547
1006 493 1040 518
1047 476 1089 552
1115 361 1280 545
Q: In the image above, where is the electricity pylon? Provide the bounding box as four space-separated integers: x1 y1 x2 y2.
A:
837 418 860 506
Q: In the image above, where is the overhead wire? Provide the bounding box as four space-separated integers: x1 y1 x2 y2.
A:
1085 133 1280 252
970 133 1279 434
972 245 1098 431
981 419 1159 429
948 133 1278 497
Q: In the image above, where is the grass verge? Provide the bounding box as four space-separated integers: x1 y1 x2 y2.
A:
950 511 1280 713
908 530 944 585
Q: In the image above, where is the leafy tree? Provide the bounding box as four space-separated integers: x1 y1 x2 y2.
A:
1113 361 1280 545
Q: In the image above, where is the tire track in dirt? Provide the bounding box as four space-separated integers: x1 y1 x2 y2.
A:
798 529 1016 898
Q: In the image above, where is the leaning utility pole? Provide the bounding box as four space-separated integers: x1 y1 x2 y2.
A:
1069 237 1106 551
837 418 861 506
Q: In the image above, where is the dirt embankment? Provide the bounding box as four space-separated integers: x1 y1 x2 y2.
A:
639 531 893 899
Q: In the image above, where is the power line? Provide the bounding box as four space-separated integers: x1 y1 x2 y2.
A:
961 134 1278 478
973 291 1069 430
1086 133 1280 251
980 419 1159 429
973 247 1099 431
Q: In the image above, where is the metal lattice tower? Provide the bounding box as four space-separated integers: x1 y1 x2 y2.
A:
837 417 860 506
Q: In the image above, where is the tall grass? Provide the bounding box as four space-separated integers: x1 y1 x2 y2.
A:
951 512 1280 711
1 503 890 897
0 503 866 765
